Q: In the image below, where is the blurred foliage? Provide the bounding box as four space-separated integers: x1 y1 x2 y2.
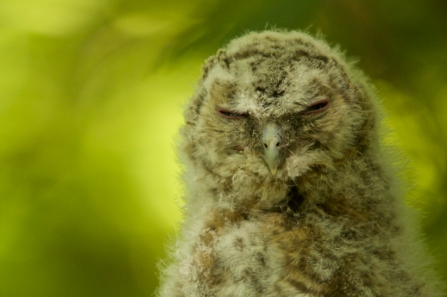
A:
0 0 446 296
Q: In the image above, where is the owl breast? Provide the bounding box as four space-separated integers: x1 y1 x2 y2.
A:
184 209 323 297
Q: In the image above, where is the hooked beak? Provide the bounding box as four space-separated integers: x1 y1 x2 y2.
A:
262 123 283 175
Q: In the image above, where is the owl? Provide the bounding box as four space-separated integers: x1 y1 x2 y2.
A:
157 30 441 297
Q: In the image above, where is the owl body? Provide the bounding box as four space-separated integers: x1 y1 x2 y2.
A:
158 31 441 297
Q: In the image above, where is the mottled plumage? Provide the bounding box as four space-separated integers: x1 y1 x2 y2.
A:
158 30 441 297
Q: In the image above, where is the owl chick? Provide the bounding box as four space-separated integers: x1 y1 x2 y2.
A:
158 30 441 297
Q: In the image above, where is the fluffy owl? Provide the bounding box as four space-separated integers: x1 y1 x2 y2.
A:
157 30 441 297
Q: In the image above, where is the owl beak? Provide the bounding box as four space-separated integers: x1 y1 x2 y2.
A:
262 124 283 176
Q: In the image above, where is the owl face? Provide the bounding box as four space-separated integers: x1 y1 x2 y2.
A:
184 32 371 183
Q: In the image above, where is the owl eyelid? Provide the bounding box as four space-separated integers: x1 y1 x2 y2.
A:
217 107 249 119
301 99 330 115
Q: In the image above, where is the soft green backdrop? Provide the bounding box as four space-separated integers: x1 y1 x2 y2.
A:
0 1 446 296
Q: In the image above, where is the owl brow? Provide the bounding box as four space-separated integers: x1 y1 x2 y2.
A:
293 101 307 107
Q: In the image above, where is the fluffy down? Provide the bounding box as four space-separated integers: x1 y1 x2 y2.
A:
157 30 441 297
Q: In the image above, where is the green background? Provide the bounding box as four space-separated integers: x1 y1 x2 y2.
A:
0 0 446 296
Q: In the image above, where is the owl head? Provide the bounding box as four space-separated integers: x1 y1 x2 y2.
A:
182 30 380 200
